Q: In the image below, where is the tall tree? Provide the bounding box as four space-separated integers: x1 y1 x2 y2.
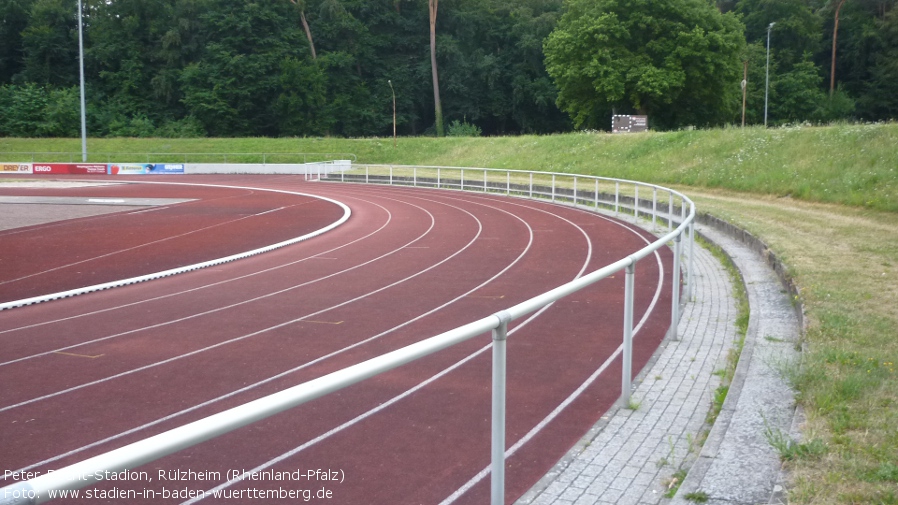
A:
429 0 444 136
734 0 848 124
735 0 822 71
20 0 79 86
544 0 745 130
858 4 898 118
290 0 317 59
817 0 895 119
88 0 179 128
830 0 847 95
179 0 312 135
0 0 35 83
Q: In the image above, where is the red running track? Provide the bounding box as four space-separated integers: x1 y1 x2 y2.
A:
0 175 672 505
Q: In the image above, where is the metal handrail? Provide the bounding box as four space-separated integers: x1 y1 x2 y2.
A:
0 168 695 505
0 152 357 163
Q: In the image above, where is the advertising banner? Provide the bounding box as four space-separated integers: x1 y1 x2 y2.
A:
0 163 32 174
32 163 107 174
109 164 149 174
107 163 185 175
148 164 185 174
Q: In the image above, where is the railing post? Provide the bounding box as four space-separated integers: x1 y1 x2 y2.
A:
529 173 533 198
634 185 639 219
652 188 657 231
681 198 686 228
573 176 578 206
615 182 620 214
461 169 465 191
668 193 674 232
414 166 417 187
594 179 599 210
551 174 556 202
688 221 695 301
438 168 441 189
506 171 510 196
366 165 369 184
621 262 636 405
671 233 682 340
484 169 487 192
390 165 393 186
491 311 511 505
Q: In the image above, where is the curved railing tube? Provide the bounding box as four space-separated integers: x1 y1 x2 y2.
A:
0 166 695 505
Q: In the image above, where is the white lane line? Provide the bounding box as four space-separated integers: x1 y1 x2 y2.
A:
11 185 659 496
317 186 667 505
253 206 286 217
0 196 392 338
187 186 666 505
7 195 528 475
0 198 430 367
181 189 593 502
438 202 666 505
0 198 478 411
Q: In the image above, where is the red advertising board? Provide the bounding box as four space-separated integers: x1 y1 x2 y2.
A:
31 163 108 175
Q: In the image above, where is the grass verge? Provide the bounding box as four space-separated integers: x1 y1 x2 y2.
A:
683 189 898 504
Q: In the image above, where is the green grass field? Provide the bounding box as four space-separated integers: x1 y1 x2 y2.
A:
2 122 897 503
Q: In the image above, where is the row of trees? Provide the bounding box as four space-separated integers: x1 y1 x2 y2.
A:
544 0 898 130
732 0 897 125
0 0 896 137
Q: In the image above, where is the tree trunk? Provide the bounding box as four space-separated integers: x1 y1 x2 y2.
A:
830 0 846 97
429 0 444 137
290 1 317 60
300 10 317 60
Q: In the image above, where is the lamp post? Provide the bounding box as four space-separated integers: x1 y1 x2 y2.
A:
741 60 748 128
77 0 87 161
388 80 396 148
764 22 775 127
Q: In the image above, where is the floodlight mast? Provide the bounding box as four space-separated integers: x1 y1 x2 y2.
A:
78 0 87 162
388 80 396 148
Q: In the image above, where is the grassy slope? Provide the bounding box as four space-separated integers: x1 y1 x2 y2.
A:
2 122 897 211
2 123 897 502
684 190 897 504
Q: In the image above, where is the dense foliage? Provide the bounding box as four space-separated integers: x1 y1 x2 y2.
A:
0 0 896 137
544 0 745 130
